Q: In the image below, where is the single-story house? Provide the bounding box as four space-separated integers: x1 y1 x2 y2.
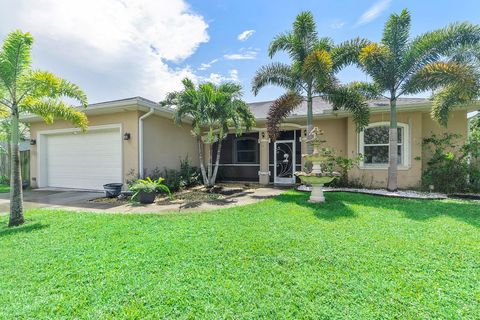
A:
22 96 479 190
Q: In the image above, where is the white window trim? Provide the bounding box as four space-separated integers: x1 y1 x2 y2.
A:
233 137 258 164
358 121 410 170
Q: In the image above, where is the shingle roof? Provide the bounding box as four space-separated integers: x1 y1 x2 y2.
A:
247 96 430 119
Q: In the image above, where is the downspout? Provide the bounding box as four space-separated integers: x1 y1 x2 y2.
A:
138 108 155 178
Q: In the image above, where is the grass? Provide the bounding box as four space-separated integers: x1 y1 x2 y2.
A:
1 191 479 319
0 184 9 193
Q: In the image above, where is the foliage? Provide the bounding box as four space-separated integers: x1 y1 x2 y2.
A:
0 175 8 185
0 30 88 226
330 153 363 187
128 177 171 200
162 79 255 187
0 183 9 193
351 8 480 191
1 192 480 318
320 149 363 187
252 11 375 140
422 133 480 193
149 156 201 192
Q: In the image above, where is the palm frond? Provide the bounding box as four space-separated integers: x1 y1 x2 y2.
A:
323 83 372 132
268 32 295 58
431 84 478 126
18 70 87 107
0 30 33 94
359 43 392 90
381 9 411 64
402 61 478 94
251 62 300 95
331 37 371 72
21 97 88 130
402 22 480 78
266 92 303 140
302 49 333 85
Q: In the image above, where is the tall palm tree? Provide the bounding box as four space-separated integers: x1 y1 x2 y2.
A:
252 11 376 145
161 79 255 187
0 30 88 226
355 9 480 191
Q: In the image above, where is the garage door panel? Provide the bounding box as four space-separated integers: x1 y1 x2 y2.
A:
45 128 122 190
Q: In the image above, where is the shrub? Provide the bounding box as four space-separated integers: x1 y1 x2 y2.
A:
0 175 9 185
421 133 480 194
148 156 200 192
321 148 363 188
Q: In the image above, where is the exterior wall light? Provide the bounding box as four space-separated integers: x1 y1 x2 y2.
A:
123 132 131 141
30 139 36 145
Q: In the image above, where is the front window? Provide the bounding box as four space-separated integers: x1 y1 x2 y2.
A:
235 138 258 164
360 123 408 166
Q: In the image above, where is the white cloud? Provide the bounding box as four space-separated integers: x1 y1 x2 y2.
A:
331 20 346 29
0 0 209 102
199 69 239 84
356 0 391 26
198 58 218 71
224 48 258 60
237 30 255 41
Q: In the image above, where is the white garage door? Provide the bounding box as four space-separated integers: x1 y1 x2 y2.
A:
45 128 122 190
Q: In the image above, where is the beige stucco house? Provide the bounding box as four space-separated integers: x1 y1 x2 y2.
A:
22 96 478 190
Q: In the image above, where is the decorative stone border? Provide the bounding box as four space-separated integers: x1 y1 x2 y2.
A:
297 185 447 200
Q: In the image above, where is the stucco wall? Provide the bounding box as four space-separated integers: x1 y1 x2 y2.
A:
142 113 198 176
346 110 468 189
313 118 348 156
28 110 141 188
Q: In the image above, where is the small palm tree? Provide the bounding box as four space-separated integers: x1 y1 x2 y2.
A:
0 30 88 226
355 9 480 191
162 79 255 187
252 11 376 145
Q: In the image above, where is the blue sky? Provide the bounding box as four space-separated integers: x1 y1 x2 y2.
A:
1 0 480 104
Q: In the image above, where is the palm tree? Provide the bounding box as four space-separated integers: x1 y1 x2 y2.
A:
252 11 376 145
0 30 88 226
355 9 480 191
161 79 255 187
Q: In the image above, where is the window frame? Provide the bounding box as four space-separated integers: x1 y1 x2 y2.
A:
233 137 259 164
358 122 410 169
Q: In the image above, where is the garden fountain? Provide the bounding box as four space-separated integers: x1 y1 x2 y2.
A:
295 127 340 203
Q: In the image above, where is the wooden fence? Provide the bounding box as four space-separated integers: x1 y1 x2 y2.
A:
0 151 30 183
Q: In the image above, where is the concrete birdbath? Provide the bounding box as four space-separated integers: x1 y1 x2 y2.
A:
295 127 340 203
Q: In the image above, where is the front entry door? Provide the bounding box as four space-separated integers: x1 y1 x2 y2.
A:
274 140 296 184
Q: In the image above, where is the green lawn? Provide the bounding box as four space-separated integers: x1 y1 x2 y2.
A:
1 191 479 319
0 184 9 193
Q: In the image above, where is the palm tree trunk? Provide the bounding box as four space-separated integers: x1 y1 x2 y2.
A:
197 136 208 186
9 106 24 227
210 139 222 186
207 141 214 187
387 97 398 191
306 88 313 155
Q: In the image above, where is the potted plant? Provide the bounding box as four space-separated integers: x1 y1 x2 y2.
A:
103 183 123 198
129 177 171 204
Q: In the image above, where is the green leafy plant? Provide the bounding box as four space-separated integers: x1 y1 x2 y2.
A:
421 133 480 193
129 177 171 200
148 156 201 192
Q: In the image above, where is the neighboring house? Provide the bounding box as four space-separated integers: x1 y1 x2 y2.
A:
22 96 479 190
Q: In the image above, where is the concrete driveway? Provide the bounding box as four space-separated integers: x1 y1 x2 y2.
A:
0 189 109 214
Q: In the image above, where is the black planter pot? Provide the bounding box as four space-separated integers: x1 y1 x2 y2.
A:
103 183 123 198
138 191 156 204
